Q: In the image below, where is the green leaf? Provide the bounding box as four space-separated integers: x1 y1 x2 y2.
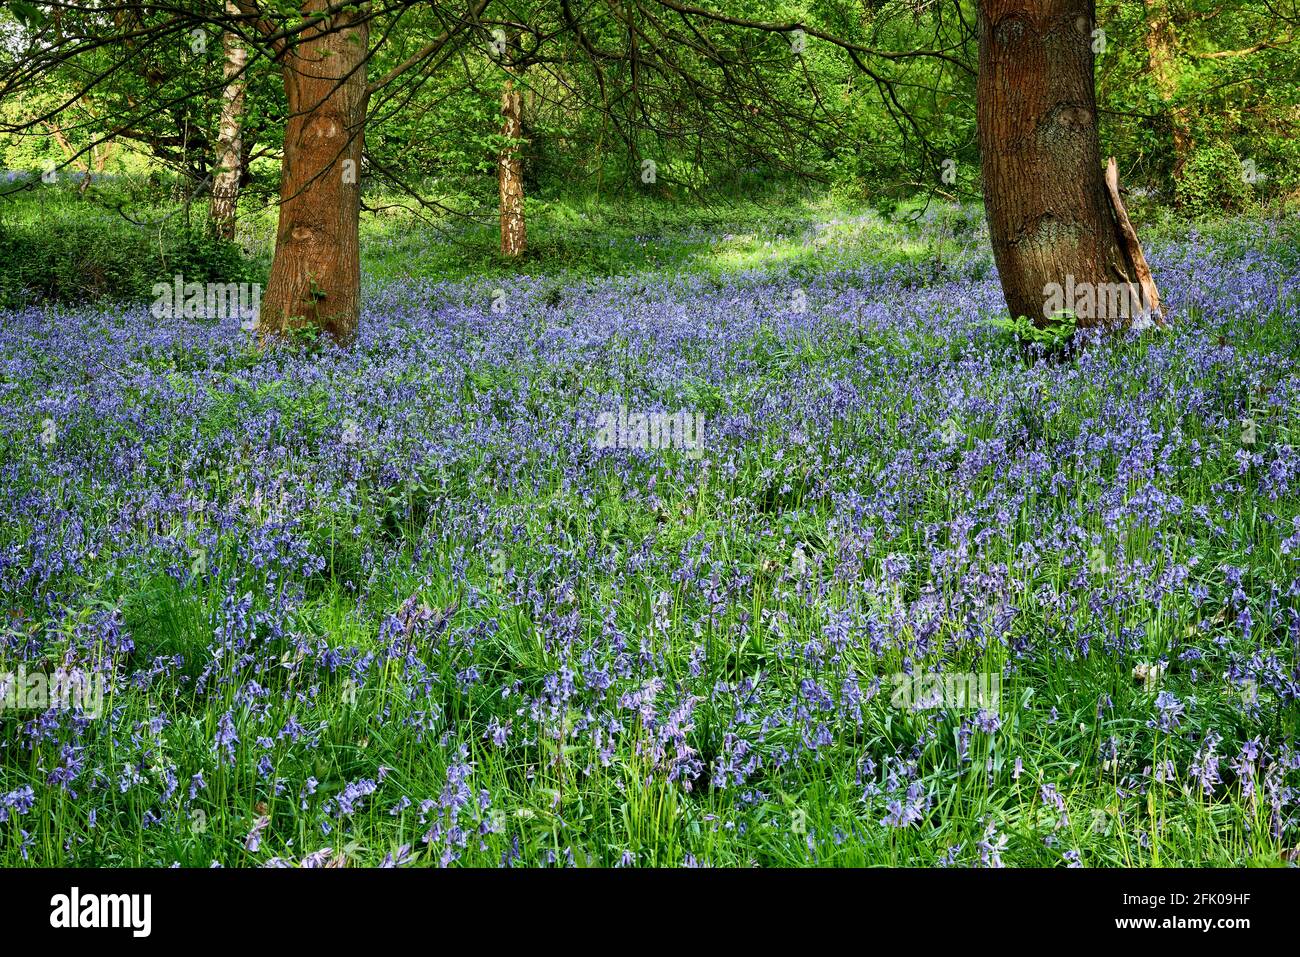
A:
8 0 46 27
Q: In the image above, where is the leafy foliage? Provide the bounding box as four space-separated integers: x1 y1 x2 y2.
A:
983 311 1080 353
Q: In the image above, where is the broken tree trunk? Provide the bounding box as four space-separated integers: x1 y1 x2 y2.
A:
1104 157 1162 324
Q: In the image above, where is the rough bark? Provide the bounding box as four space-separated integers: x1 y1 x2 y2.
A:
210 1 248 241
498 77 527 257
977 0 1160 328
259 1 369 343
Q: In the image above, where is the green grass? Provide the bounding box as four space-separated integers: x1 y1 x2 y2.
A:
2 191 1298 868
1 178 994 301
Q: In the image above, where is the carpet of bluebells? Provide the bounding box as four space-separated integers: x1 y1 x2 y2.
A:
2 211 1300 867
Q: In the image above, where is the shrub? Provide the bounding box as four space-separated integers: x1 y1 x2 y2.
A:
0 185 262 309
1175 143 1255 219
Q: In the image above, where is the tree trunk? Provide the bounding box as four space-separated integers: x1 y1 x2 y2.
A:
977 0 1160 328
210 1 248 242
498 77 527 257
1143 0 1191 185
259 1 369 343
